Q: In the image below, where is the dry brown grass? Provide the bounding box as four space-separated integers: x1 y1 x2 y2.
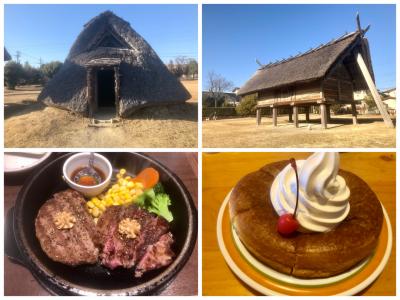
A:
4 81 198 148
182 80 198 102
202 114 396 148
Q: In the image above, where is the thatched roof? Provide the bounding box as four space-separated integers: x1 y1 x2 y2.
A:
4 48 11 61
38 11 190 116
239 31 371 96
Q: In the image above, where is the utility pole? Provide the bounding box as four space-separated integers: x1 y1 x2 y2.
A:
39 58 43 68
15 51 21 64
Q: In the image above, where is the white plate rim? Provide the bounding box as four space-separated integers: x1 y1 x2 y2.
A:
216 190 392 296
4 152 52 173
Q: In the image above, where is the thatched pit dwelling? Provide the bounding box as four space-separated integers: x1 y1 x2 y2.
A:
4 48 11 61
38 11 190 118
238 16 393 129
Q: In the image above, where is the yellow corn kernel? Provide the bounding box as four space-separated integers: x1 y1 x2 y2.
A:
127 181 134 188
119 169 126 175
136 190 143 196
136 182 144 189
98 203 106 211
94 218 98 224
87 201 95 208
92 207 100 217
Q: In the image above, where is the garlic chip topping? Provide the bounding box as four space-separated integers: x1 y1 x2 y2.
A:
119 218 141 239
53 211 76 230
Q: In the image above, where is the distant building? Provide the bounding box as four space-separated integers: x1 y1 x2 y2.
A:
381 88 396 115
382 87 396 99
353 88 395 115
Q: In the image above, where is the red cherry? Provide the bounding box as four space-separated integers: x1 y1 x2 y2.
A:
277 213 299 235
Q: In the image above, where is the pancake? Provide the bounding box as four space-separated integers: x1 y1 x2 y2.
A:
229 161 383 278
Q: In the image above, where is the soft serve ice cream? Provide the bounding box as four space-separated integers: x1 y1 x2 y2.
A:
270 152 350 232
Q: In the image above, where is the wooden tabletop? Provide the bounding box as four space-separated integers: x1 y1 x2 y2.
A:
202 152 396 296
4 152 198 296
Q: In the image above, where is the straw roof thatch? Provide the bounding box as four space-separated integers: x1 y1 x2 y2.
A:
4 48 11 61
239 31 371 96
38 11 190 116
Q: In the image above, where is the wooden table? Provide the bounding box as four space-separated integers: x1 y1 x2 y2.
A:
4 152 198 296
202 152 396 296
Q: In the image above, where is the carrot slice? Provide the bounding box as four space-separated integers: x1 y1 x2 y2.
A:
131 167 159 189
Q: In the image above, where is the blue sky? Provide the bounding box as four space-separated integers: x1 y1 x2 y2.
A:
203 4 396 90
5 4 197 66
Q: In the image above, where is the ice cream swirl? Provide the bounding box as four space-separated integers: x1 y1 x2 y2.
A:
270 152 350 232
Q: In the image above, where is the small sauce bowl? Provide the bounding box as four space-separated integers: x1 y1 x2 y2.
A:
63 153 112 197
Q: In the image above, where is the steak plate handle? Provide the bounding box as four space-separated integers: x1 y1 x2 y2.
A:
5 207 27 266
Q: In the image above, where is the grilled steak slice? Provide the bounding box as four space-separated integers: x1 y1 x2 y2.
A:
95 205 174 275
35 189 99 266
135 232 175 277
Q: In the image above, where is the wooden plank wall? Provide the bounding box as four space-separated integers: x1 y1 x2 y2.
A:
255 62 355 106
323 62 354 102
257 81 321 106
295 81 321 101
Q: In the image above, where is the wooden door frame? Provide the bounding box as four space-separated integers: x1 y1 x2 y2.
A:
86 65 120 118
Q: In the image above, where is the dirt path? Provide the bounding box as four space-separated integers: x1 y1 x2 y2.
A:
202 115 396 148
4 81 198 148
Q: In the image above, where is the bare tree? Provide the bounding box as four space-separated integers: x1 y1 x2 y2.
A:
167 59 175 74
206 71 234 107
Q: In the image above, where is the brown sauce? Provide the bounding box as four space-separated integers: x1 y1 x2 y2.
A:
71 166 105 186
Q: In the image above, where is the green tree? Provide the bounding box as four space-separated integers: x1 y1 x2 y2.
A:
330 104 345 115
187 59 198 79
363 92 377 109
4 61 24 89
235 94 257 116
23 62 43 85
40 61 62 81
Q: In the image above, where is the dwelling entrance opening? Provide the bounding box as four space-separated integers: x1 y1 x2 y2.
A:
97 69 116 108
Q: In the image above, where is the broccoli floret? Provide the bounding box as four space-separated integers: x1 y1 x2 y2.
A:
153 182 165 194
147 193 173 222
136 188 155 207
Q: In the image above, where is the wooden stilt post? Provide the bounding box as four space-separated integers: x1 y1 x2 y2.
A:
326 105 331 122
356 53 394 128
289 107 293 123
256 108 261 126
272 107 277 127
305 107 310 122
293 106 299 128
320 103 327 129
351 102 358 125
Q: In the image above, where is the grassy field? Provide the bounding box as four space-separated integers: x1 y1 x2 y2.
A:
202 114 396 148
5 80 198 148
